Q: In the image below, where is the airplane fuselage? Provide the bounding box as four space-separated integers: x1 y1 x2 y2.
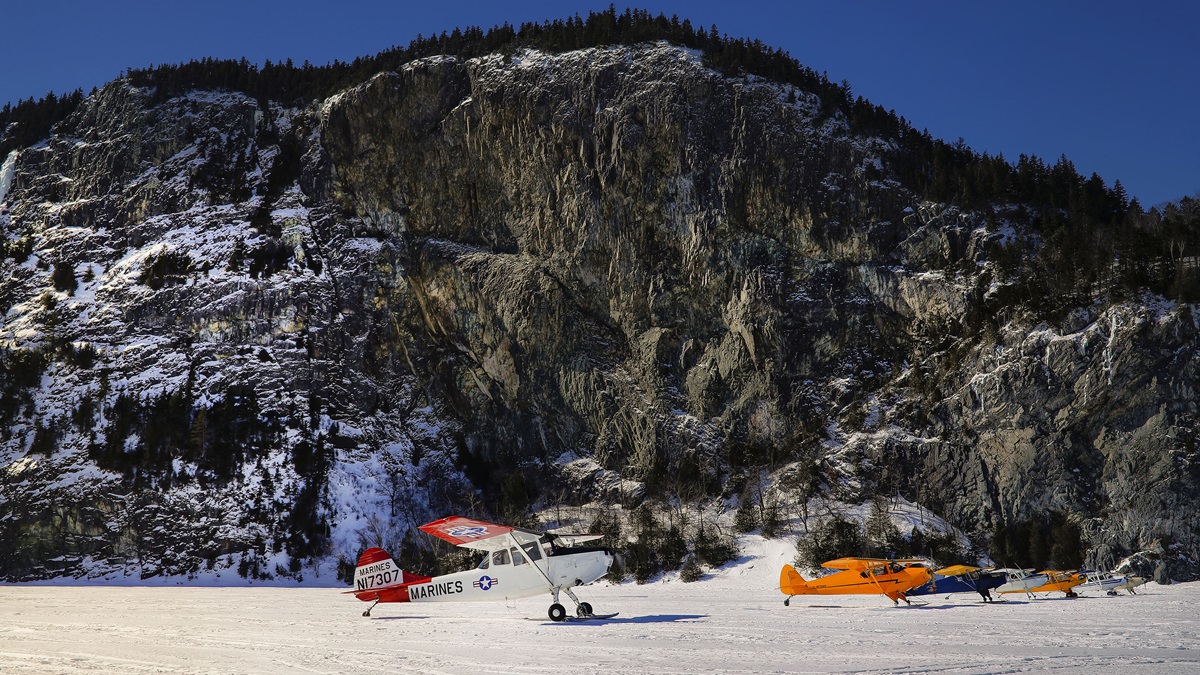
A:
354 547 612 604
793 569 926 595
909 569 1007 597
351 517 618 620
780 560 932 605
995 569 1051 594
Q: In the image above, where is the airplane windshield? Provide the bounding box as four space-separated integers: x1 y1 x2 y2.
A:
520 540 542 561
512 548 526 565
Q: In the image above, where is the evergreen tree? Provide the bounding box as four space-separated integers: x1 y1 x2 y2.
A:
50 263 77 295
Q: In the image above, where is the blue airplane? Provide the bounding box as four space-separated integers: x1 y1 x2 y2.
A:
907 565 1007 602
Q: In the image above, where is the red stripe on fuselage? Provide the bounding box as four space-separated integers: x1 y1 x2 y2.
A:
354 585 411 603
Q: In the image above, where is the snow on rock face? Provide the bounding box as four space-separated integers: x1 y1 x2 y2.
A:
0 150 17 204
0 83 458 582
1 43 1197 583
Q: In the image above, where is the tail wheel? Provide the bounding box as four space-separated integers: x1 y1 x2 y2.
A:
548 603 567 622
576 602 593 617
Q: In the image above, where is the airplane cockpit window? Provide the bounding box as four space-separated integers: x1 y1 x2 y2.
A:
511 548 527 565
520 541 543 561
477 555 490 570
492 549 511 566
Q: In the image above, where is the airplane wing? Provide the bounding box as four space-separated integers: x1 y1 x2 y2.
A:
547 533 605 547
820 557 892 571
418 516 541 551
935 564 982 577
821 557 929 571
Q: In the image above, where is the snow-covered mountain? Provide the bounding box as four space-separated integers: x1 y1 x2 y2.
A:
2 36 1196 582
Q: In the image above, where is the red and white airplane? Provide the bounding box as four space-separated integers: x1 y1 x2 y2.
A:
348 516 615 621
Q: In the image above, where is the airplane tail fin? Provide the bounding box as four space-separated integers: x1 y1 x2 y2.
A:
353 547 407 592
780 564 809 596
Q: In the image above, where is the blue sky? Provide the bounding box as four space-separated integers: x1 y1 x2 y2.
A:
3 1 1197 205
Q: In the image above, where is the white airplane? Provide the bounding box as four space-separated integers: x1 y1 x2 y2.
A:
348 516 615 621
1118 575 1148 594
993 568 1050 597
1076 570 1129 595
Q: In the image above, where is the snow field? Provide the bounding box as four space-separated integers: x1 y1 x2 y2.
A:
1 536 1197 674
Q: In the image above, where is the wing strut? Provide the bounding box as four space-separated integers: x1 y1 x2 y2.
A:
511 532 558 591
865 562 910 605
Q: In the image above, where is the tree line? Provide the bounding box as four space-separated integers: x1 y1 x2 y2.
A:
0 88 85 157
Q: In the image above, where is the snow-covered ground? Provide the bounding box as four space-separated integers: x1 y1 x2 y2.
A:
2 537 1197 674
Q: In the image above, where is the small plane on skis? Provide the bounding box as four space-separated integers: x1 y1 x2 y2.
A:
348 516 615 622
1075 570 1130 595
780 557 933 606
993 568 1051 597
907 564 1007 602
1026 570 1086 597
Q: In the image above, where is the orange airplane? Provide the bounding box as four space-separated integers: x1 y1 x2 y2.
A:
780 557 933 606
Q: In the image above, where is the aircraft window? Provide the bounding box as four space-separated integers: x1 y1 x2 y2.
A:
477 555 490 570
511 548 526 565
521 541 542 561
493 549 510 566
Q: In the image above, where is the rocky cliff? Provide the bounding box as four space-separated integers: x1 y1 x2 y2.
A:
1 41 1196 582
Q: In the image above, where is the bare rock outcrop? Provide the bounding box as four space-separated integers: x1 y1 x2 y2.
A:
1 43 1196 581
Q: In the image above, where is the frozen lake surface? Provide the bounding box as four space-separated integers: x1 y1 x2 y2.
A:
2 538 1198 674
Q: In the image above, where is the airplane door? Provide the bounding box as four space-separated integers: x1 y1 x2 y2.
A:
512 542 550 593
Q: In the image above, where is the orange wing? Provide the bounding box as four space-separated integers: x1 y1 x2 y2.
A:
820 557 927 571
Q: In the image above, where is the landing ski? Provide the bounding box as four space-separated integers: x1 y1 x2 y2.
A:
565 612 619 621
528 612 620 622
